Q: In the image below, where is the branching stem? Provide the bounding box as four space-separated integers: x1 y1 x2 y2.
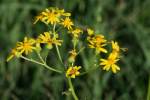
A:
20 56 62 73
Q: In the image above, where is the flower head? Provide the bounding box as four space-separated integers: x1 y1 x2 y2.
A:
38 32 62 49
88 34 107 54
38 32 52 43
70 28 83 38
16 37 35 55
42 9 60 25
66 66 81 78
100 52 120 73
38 32 53 49
61 17 74 30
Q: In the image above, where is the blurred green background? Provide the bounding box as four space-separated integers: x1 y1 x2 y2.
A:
0 0 150 100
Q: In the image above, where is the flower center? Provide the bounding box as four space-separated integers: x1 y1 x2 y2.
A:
108 59 115 65
24 43 31 49
69 68 76 75
48 13 58 21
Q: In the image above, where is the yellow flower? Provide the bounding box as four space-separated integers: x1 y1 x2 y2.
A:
87 28 94 36
38 32 62 49
61 17 74 30
88 34 107 54
41 9 60 25
7 48 20 62
66 66 81 78
68 49 77 63
100 53 120 73
34 7 71 24
16 37 36 55
38 32 53 49
71 28 83 38
38 32 52 43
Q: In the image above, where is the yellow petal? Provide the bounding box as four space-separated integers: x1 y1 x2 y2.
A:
6 55 14 62
71 75 75 78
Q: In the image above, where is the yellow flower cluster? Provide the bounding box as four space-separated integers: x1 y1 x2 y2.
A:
34 7 71 25
7 32 62 61
6 7 126 100
34 7 83 38
87 28 123 73
7 7 125 79
100 41 121 73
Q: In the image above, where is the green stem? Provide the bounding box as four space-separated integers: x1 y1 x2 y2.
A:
20 56 62 73
147 74 150 100
55 45 63 64
68 78 78 100
53 23 56 32
21 56 44 65
52 24 63 64
36 51 45 64
77 47 85 55
52 24 78 100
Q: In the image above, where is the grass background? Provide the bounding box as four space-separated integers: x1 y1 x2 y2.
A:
0 0 150 100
